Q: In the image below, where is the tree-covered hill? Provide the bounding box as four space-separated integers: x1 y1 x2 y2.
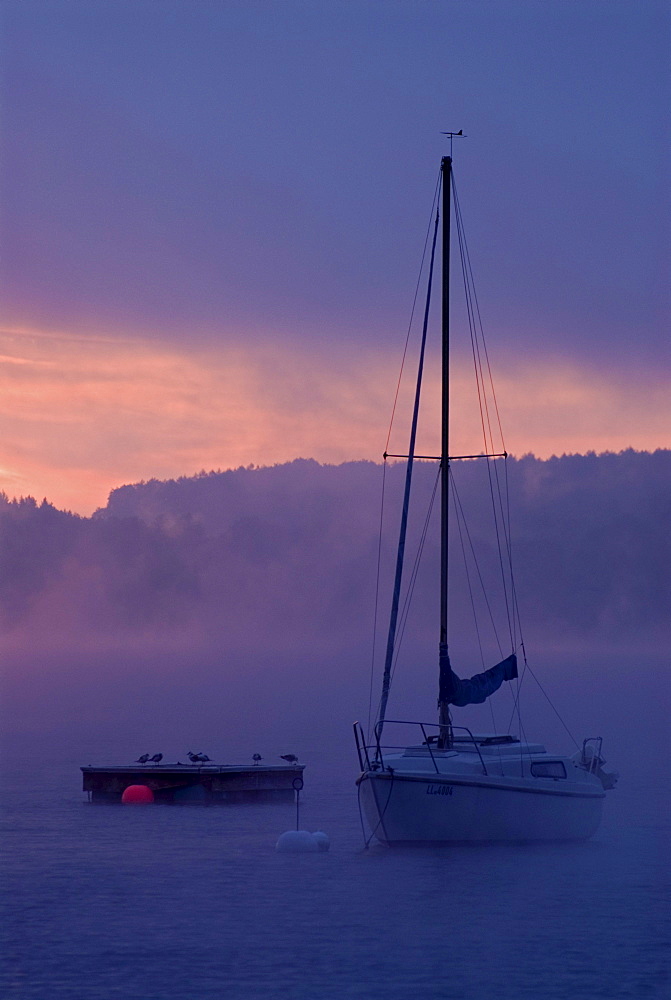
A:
1 450 668 650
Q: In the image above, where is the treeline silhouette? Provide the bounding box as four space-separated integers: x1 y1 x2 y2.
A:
0 451 668 650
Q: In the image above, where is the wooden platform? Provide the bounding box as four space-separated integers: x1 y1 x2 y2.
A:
81 762 305 803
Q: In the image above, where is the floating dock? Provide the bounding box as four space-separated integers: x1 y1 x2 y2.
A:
81 762 305 804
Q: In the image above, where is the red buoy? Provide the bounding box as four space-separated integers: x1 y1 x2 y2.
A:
122 784 154 804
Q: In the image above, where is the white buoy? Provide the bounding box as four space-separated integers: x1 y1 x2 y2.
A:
275 774 329 852
275 830 319 853
312 831 330 852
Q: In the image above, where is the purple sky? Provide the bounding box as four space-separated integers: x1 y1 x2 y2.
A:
1 1 668 512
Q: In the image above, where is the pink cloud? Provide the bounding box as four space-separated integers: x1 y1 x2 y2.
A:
1 325 668 514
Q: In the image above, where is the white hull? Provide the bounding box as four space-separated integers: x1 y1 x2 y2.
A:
357 744 606 844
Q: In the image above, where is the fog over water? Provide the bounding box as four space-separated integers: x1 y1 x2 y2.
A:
1 648 668 1000
1 453 669 998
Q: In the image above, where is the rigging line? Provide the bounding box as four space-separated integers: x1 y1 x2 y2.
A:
486 458 516 647
505 648 525 740
508 646 580 750
486 459 515 650
356 772 396 849
450 471 486 669
503 457 517 648
452 175 573 749
452 176 514 649
385 169 441 454
367 459 388 740
454 249 514 648
356 780 370 849
449 469 498 736
452 180 501 514
476 428 515 648
452 206 505 563
452 180 510 556
452 184 511 629
497 466 526 677
389 465 441 686
452 177 517 645
448 467 504 658
451 174 507 453
452 186 490 454
495 457 516 648
451 182 495 467
451 175 499 456
480 432 512 596
376 465 439 726
378 201 441 734
518 659 536 776
505 653 530 774
373 465 439 726
477 411 515 645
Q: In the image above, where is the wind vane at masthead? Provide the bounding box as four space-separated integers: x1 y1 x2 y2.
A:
441 129 466 156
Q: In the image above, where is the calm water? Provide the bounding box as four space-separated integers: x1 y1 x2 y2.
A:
2 657 669 1000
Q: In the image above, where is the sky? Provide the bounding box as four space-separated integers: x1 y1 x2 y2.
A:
1 0 668 514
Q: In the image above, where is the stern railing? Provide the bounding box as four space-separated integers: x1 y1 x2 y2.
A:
581 737 604 773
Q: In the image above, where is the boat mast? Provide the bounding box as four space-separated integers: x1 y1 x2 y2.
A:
438 154 452 736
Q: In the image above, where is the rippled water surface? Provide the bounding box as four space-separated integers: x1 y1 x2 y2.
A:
2 662 669 1000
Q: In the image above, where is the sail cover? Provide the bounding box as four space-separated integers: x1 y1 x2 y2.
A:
439 650 518 707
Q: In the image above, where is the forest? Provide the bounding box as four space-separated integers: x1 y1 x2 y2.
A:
0 450 668 656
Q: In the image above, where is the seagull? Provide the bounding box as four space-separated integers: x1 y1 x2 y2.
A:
199 753 211 762
135 754 150 764
149 753 163 764
280 754 299 764
187 751 201 763
252 753 262 765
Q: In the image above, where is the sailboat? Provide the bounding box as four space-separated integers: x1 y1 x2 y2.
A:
354 149 617 844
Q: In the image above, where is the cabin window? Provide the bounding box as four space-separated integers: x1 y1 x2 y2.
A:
531 761 566 779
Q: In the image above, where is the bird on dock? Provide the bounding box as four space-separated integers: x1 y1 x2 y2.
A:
253 753 262 765
135 754 150 764
280 754 299 764
149 753 163 764
199 753 211 762
187 751 201 763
